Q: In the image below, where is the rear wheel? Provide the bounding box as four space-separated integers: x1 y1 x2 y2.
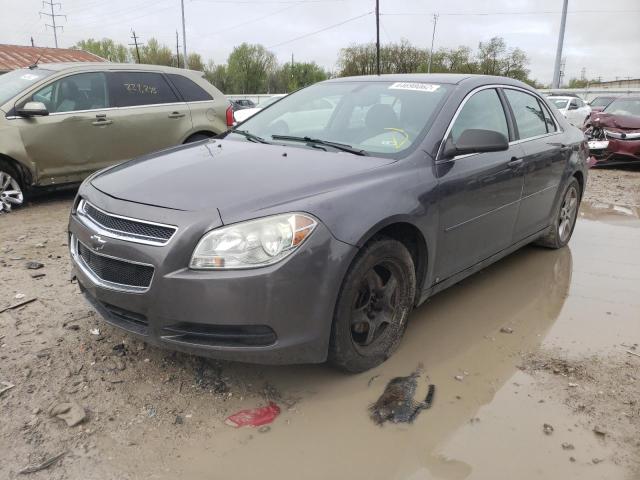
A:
184 133 212 143
0 159 24 213
329 237 416 373
536 177 581 249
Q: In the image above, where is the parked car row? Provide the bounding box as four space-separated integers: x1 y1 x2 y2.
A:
0 62 234 212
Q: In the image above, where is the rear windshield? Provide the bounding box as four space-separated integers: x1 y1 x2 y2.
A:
234 80 452 158
0 68 55 106
551 99 568 109
604 98 640 117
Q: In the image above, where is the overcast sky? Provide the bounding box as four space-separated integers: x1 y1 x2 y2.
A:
1 0 639 84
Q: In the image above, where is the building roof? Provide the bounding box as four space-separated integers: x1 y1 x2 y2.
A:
0 44 105 72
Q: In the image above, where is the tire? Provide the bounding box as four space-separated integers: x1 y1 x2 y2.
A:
0 159 25 213
184 133 212 144
535 177 581 249
329 237 416 373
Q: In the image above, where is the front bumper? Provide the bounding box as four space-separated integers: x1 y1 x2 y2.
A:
68 185 356 365
589 138 640 166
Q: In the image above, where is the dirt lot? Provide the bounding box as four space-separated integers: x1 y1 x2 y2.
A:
1 169 639 480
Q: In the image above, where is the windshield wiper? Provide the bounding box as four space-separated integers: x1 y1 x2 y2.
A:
271 135 368 156
232 130 271 144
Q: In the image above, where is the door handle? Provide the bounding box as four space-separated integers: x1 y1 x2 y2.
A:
92 119 113 126
168 112 186 118
507 157 523 169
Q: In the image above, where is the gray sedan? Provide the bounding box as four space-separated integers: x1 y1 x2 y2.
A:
68 74 588 372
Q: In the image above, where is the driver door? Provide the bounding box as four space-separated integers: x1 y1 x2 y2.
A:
16 71 114 184
434 88 524 281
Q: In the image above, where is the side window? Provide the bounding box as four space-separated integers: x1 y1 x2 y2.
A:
504 89 548 139
576 98 584 108
109 72 178 107
167 74 213 102
451 89 509 143
541 101 557 133
31 72 108 113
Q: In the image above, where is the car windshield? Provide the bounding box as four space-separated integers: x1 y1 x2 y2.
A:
604 98 640 117
590 97 614 107
551 99 568 109
0 68 55 106
231 80 452 158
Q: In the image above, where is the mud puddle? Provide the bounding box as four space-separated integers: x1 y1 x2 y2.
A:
155 201 639 480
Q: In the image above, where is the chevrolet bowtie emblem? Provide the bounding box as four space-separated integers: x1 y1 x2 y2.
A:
90 234 107 251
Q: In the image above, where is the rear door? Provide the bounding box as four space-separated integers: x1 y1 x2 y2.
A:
17 71 114 183
504 88 568 241
104 71 192 166
166 73 226 135
434 87 524 280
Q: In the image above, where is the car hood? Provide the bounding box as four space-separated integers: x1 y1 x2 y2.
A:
589 112 640 130
91 139 396 214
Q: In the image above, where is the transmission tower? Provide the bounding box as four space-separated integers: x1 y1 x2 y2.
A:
39 0 66 48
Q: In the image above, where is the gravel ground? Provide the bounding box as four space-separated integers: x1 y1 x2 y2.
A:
583 167 640 206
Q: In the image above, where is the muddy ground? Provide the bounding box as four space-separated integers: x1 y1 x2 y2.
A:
1 169 639 480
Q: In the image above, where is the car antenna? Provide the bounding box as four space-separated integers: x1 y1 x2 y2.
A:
28 52 44 70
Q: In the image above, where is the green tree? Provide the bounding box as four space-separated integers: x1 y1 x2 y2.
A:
226 43 277 93
137 38 173 66
74 38 129 62
204 61 231 92
187 52 205 71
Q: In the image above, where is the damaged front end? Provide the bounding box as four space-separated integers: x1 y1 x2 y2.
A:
584 113 640 167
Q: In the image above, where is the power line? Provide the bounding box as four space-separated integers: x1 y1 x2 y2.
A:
268 11 372 49
39 0 67 48
380 9 640 16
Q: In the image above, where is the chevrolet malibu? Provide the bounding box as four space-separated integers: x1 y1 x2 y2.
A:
68 74 588 372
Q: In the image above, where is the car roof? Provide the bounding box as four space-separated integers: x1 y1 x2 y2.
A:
28 62 204 77
548 96 574 100
322 73 534 89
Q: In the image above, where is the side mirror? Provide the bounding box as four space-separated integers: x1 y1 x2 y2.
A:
17 101 49 117
442 129 509 159
568 103 578 110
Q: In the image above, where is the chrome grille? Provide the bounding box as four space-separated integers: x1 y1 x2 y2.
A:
76 240 154 291
78 200 177 246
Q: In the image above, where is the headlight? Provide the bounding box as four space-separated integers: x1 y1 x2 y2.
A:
189 213 317 269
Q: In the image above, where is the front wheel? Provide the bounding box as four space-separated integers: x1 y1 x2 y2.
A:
329 237 416 373
0 160 24 213
536 177 581 249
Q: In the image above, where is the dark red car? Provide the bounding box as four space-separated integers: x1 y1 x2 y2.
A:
585 97 640 166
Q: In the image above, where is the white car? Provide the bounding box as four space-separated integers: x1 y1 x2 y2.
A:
234 94 287 123
548 96 591 127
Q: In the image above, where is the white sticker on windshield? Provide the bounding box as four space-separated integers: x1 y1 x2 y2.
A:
20 74 40 81
389 82 440 93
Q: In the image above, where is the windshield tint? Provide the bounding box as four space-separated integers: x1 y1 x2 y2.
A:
604 98 640 117
551 99 568 109
0 68 55 106
233 80 452 157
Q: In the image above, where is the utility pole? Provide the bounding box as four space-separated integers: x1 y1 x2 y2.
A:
181 0 188 68
39 0 66 48
552 0 568 88
559 57 566 87
129 30 142 63
427 13 439 74
375 0 380 75
30 37 35 47
175 30 181 68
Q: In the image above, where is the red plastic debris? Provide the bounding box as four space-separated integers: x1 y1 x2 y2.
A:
224 402 281 428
